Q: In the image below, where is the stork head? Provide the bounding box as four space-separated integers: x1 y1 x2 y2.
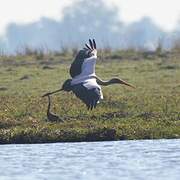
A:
61 79 72 92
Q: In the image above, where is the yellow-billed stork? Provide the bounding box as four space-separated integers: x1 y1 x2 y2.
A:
42 39 135 110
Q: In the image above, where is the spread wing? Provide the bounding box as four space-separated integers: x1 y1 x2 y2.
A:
70 39 97 78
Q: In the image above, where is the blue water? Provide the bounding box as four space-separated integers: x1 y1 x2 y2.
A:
0 139 180 180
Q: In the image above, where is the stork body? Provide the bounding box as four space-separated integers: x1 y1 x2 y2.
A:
69 49 103 109
42 39 135 110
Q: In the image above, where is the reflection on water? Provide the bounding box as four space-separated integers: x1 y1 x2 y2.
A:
0 139 180 180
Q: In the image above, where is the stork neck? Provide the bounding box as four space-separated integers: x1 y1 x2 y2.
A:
92 76 113 86
92 75 135 88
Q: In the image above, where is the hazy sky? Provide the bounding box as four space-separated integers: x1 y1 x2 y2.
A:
0 0 180 35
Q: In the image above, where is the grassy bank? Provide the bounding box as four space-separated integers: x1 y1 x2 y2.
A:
0 50 180 144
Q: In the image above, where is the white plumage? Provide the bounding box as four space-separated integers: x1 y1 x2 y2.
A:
71 54 103 100
71 55 96 85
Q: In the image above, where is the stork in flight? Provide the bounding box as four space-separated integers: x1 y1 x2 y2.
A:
42 39 135 110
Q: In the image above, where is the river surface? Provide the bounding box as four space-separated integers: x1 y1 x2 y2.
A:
0 139 180 180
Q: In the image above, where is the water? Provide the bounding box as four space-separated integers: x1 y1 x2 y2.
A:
0 139 180 180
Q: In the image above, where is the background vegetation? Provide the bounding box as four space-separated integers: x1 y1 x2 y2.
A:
0 46 180 144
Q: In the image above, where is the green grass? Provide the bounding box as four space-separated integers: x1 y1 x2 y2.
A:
0 51 180 144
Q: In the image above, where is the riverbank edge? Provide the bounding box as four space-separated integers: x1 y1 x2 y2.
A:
0 125 179 144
